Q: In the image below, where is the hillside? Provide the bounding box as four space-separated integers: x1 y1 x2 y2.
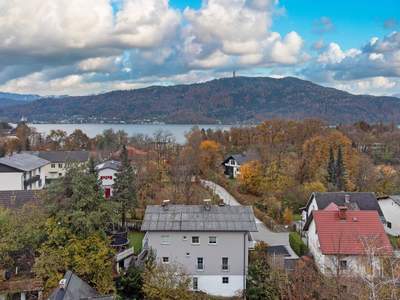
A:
1 77 400 124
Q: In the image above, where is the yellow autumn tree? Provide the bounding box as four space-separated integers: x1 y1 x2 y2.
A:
238 160 263 195
199 140 222 173
283 207 294 225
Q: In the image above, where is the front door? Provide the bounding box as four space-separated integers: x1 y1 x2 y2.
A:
105 188 111 199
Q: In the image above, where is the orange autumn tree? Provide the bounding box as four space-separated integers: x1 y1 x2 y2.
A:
238 160 264 195
199 140 222 174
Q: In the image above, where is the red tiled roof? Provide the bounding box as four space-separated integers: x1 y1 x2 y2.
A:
313 210 393 256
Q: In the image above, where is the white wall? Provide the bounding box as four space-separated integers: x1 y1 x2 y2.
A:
98 168 117 196
0 172 23 190
194 275 244 297
379 199 400 236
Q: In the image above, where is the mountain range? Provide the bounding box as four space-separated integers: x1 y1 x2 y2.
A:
1 77 400 124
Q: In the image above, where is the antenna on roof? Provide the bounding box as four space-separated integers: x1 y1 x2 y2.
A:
203 199 211 210
162 200 170 210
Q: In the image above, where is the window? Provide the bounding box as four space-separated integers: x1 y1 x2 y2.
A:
208 236 217 245
197 257 204 270
58 163 63 168
192 236 200 245
162 257 169 264
222 277 229 284
222 257 229 271
193 277 198 291
51 164 56 168
387 222 392 229
339 260 348 270
161 235 170 245
186 252 190 257
183 236 187 241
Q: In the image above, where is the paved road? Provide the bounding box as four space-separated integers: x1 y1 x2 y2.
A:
201 180 298 258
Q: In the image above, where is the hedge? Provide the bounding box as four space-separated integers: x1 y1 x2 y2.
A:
289 232 308 256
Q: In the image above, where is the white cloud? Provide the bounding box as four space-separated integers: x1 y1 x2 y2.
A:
333 77 398 96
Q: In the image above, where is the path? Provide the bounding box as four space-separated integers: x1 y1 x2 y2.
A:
201 180 298 258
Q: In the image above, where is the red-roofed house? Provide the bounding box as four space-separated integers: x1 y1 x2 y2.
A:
304 205 393 276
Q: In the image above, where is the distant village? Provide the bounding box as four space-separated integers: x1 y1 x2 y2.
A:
1 119 400 299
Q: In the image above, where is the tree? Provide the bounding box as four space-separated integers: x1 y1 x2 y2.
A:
246 243 286 299
142 260 192 300
327 146 336 185
65 129 91 150
282 207 293 225
116 265 144 300
335 146 347 191
15 121 31 150
199 140 222 174
238 160 263 195
113 145 137 228
88 156 97 176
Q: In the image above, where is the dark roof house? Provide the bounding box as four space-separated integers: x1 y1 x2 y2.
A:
141 204 258 232
48 271 113 300
30 151 90 163
222 150 261 165
0 190 41 209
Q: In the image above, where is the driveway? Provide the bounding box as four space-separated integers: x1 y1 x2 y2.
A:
201 180 298 258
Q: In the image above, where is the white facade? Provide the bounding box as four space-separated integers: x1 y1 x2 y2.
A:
42 162 66 181
224 159 241 178
98 168 118 198
307 220 382 277
143 231 249 297
379 198 400 236
0 166 45 191
0 172 24 190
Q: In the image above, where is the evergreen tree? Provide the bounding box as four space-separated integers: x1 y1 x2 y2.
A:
113 145 137 229
335 146 347 191
327 146 336 185
87 156 97 176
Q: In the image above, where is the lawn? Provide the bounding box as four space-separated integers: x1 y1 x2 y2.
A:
128 231 145 254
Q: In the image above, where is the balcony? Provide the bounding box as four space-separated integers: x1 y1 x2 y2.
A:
24 175 40 188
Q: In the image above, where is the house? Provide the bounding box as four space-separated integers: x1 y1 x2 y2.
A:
304 203 393 276
95 160 121 199
0 277 43 300
0 190 41 209
141 201 258 297
222 150 260 178
48 270 113 300
301 192 385 232
378 195 400 236
29 151 90 184
0 153 48 191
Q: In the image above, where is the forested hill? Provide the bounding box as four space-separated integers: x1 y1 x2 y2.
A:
1 76 400 124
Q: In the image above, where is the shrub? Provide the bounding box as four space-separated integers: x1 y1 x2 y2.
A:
289 232 308 256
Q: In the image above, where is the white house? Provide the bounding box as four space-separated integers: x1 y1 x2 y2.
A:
0 153 48 191
222 151 260 179
95 160 121 199
304 203 393 277
28 151 90 184
141 202 258 297
378 195 400 236
301 192 385 233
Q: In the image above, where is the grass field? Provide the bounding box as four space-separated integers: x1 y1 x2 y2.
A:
128 231 145 254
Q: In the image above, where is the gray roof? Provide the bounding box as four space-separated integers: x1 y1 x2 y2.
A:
29 151 90 163
48 271 113 300
141 205 258 232
0 153 49 171
380 195 400 206
308 192 384 218
95 160 121 171
266 245 291 257
0 190 41 209
224 150 261 165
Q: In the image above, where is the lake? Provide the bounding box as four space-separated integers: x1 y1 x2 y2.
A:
29 123 234 144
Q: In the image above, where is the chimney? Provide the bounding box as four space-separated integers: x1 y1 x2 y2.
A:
59 278 67 289
338 206 347 220
203 199 211 211
161 200 170 210
344 194 351 204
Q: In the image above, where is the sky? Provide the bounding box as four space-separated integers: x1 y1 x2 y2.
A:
0 0 399 96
